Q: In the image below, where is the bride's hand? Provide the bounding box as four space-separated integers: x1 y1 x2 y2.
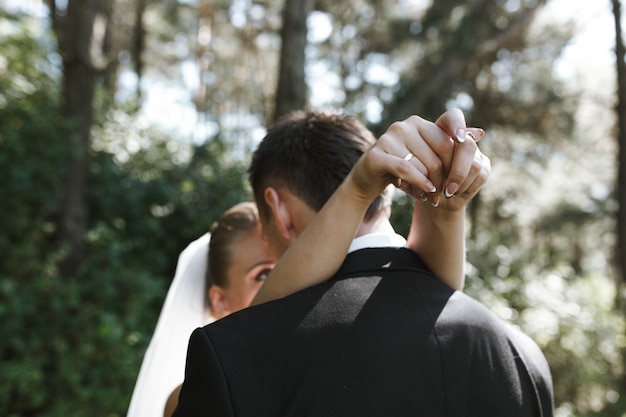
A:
347 108 489 210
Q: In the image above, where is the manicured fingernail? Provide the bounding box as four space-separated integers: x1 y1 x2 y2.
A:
456 128 466 143
418 192 428 202
466 128 485 142
445 182 459 198
425 181 437 193
431 195 440 207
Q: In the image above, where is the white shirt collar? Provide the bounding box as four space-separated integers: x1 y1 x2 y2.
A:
348 232 407 253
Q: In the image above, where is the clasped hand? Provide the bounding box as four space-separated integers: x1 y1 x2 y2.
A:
349 108 491 211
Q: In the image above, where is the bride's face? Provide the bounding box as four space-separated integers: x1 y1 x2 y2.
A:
215 227 274 318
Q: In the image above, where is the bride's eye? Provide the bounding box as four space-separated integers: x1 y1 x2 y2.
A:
255 269 272 282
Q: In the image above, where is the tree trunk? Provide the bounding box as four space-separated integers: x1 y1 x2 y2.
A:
133 0 147 99
612 0 626 397
613 0 626 282
272 0 313 123
53 0 112 278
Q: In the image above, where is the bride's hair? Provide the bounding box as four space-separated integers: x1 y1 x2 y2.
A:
206 201 259 306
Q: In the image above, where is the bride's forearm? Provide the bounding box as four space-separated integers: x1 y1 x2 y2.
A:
407 202 466 291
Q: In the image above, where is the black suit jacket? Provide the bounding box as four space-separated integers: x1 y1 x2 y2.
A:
173 247 553 417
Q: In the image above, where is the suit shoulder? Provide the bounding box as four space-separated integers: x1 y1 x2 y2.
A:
434 291 537 352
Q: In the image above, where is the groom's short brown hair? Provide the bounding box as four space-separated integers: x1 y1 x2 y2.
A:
249 110 390 222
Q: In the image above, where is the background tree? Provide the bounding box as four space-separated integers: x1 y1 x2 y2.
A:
49 0 114 278
612 0 626 408
273 0 313 121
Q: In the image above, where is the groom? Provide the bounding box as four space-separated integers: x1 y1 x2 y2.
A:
173 109 554 416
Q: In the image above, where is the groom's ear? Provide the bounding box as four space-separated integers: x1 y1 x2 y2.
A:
264 186 292 241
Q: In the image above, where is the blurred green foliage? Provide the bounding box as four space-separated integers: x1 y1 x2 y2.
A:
0 12 251 417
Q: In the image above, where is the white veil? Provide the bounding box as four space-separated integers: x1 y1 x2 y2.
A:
127 233 214 417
